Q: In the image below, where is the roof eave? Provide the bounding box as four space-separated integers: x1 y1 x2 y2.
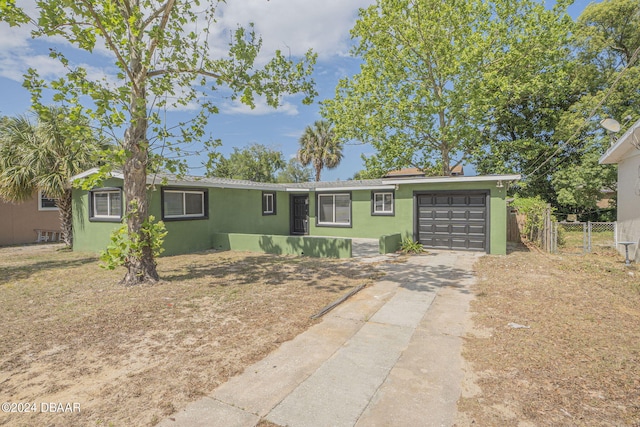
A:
314 185 395 192
600 120 640 165
69 167 124 183
70 168 522 190
381 174 521 185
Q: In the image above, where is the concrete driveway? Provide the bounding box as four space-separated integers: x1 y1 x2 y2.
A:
159 250 481 427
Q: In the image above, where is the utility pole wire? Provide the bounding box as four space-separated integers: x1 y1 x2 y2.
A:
524 44 640 181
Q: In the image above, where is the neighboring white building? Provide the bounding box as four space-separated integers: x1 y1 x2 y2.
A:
600 118 640 261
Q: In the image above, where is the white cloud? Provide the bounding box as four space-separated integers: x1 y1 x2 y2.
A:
0 23 31 51
224 96 299 116
214 0 373 60
0 51 67 82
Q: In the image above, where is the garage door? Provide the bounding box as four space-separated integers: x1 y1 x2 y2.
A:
416 192 487 251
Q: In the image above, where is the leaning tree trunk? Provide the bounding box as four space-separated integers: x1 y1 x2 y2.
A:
120 52 159 286
56 189 73 248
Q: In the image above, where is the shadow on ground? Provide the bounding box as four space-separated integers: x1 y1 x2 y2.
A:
160 251 370 294
371 252 477 295
0 257 97 285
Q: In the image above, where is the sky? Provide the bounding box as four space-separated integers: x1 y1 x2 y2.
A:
0 0 597 181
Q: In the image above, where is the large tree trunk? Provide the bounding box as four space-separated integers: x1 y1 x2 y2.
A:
57 189 73 248
120 49 159 286
121 118 159 286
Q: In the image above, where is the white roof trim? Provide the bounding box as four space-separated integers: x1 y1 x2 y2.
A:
381 174 521 185
314 185 396 192
71 168 521 190
202 182 280 191
600 118 640 165
70 167 124 182
151 179 278 191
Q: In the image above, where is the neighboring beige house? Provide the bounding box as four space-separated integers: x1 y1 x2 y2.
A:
600 118 640 261
596 188 616 209
0 191 62 246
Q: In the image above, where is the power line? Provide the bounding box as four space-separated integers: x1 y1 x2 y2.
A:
523 44 640 181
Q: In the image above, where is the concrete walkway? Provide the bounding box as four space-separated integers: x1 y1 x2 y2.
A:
159 250 481 427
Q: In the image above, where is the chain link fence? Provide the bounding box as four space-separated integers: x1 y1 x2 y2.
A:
553 222 617 254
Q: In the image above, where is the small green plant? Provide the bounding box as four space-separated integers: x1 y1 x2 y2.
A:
99 215 167 270
510 196 558 245
400 237 425 254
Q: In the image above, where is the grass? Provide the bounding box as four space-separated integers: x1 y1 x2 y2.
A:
558 228 616 254
458 246 640 426
0 244 375 427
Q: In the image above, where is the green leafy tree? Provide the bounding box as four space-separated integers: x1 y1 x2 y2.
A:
1 1 316 285
350 169 382 180
0 107 107 247
209 143 286 183
297 120 343 182
549 0 639 216
551 146 617 217
322 0 573 176
479 0 639 215
276 158 312 183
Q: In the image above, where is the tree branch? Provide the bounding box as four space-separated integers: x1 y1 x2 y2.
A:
113 0 131 21
146 68 224 80
142 0 172 31
76 0 137 89
147 0 176 60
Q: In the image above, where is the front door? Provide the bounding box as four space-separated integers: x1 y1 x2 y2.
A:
291 195 309 235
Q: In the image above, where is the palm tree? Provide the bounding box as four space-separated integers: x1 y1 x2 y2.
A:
0 107 107 247
297 120 343 182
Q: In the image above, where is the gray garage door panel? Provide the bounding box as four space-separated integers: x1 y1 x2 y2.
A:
416 193 487 251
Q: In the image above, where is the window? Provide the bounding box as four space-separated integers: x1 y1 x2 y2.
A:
90 188 122 221
38 190 58 211
372 191 394 216
162 188 207 220
262 192 276 215
317 193 351 227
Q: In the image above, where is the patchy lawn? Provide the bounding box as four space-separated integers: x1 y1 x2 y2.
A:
0 244 375 427
458 246 640 426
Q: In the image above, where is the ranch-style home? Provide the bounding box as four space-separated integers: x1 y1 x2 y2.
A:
71 168 520 258
600 117 640 261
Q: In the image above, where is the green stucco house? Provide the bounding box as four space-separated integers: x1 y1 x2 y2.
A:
71 168 520 258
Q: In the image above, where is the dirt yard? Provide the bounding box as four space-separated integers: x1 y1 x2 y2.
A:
458 245 640 426
0 244 376 427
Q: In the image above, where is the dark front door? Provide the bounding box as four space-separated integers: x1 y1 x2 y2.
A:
291 195 309 235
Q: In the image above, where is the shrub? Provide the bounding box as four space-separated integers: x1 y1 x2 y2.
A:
510 196 556 245
400 237 425 254
100 215 167 271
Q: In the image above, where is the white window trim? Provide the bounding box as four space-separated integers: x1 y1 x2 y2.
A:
263 193 275 214
38 190 59 211
92 190 121 219
317 193 351 226
163 189 206 219
373 192 394 214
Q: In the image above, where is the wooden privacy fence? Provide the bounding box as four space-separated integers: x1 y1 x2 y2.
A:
507 204 553 251
507 207 522 243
